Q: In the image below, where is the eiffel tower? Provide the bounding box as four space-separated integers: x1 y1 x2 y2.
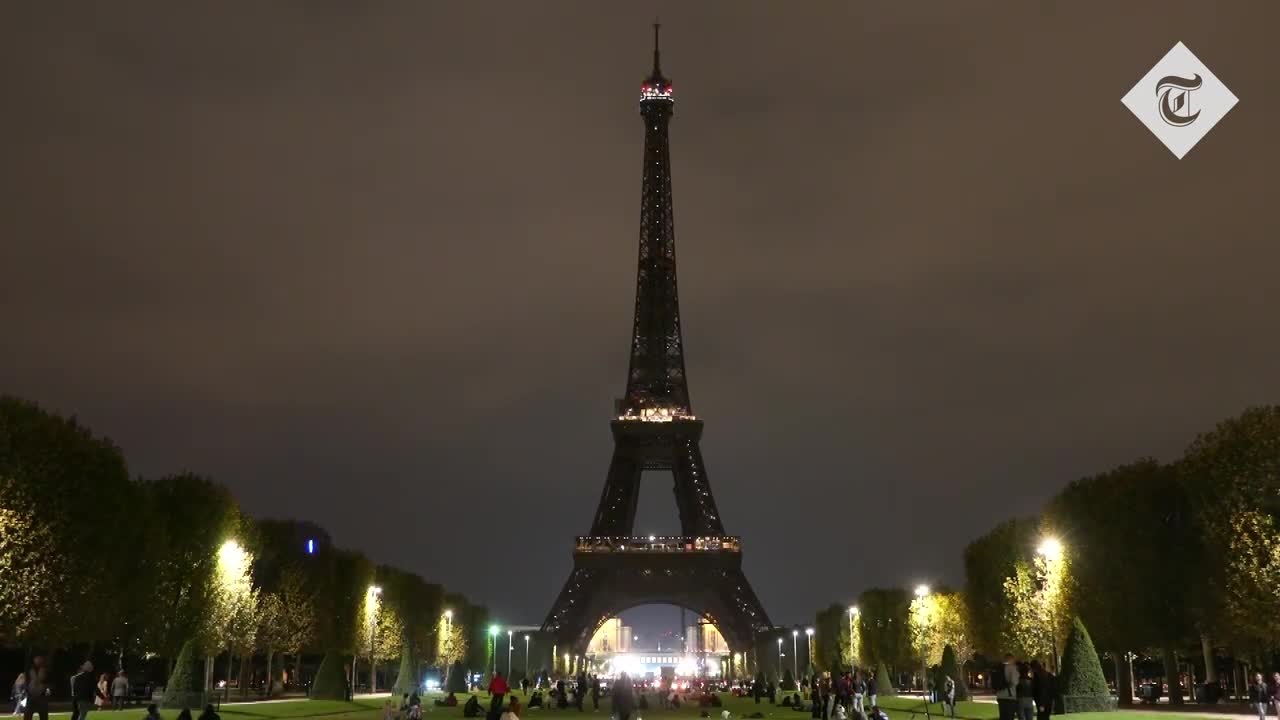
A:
541 26 772 656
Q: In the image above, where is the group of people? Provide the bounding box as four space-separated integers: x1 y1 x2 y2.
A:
10 658 133 720
993 654 1056 720
1248 672 1280 720
773 669 890 720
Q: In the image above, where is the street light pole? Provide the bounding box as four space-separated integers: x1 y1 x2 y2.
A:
508 630 514 677
777 637 783 678
914 585 931 717
369 585 382 694
792 629 799 681
849 606 859 669
525 635 531 682
1037 538 1065 674
805 628 814 676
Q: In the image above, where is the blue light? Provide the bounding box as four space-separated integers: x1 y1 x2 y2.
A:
306 539 316 555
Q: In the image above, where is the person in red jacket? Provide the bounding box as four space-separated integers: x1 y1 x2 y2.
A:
487 672 510 720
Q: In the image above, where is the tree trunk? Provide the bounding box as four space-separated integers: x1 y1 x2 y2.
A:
1162 646 1182 705
1115 652 1133 707
1200 634 1217 684
265 650 274 697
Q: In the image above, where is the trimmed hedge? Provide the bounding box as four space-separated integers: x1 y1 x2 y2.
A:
311 651 348 700
1060 617 1111 713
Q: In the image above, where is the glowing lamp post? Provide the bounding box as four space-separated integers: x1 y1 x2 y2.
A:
849 606 860 668
524 635 531 680
368 585 383 692
1037 537 1065 673
805 628 814 675
791 629 799 681
777 637 783 676
507 629 514 677
914 585 930 702
489 626 500 676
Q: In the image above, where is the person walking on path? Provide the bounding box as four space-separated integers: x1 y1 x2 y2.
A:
574 672 586 712
865 673 878 710
71 662 96 720
110 673 128 711
22 660 50 720
941 675 956 719
1249 673 1270 720
94 677 108 711
487 671 509 720
1269 673 1280 720
1015 665 1034 720
10 673 25 717
612 674 635 720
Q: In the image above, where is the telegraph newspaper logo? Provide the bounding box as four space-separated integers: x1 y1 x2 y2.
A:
1157 74 1201 127
1122 42 1237 159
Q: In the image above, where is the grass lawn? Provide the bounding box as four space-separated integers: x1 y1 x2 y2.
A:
31 693 1236 720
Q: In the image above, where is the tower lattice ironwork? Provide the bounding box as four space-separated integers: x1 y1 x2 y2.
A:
542 26 773 656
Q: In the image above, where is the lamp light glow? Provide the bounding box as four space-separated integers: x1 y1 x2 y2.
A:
914 584 930 597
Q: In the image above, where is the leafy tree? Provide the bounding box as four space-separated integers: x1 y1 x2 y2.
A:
963 517 1038 657
932 593 973 669
162 638 205 709
874 661 895 696
0 396 135 647
274 565 318 686
858 588 912 670
311 650 348 700
1059 618 1111 713
814 604 852 672
1181 407 1280 655
940 645 969 700
257 591 286 696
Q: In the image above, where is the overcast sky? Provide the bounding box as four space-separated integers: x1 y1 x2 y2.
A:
3 1 1278 635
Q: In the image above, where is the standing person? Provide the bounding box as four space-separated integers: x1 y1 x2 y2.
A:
520 677 529 698
72 662 96 720
22 659 51 720
1249 673 1269 720
1030 662 1054 720
612 673 635 720
994 655 1018 720
590 676 600 711
94 676 108 712
1268 672 1280 720
865 672 878 710
487 671 509 720
574 671 586 712
1015 665 1034 720
110 673 128 711
11 673 25 716
852 670 865 717
941 675 956 719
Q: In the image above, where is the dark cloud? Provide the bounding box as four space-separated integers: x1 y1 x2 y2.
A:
3 1 1278 631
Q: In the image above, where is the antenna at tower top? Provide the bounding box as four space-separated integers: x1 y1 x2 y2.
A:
652 22 662 75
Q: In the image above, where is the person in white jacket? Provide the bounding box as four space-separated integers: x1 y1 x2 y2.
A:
995 655 1018 720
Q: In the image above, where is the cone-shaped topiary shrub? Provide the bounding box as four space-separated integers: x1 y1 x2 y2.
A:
875 661 895 697
447 660 468 694
162 639 203 709
392 644 418 697
311 651 349 700
1060 617 1114 713
782 668 797 691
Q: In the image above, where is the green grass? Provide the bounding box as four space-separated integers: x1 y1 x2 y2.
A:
33 693 1236 720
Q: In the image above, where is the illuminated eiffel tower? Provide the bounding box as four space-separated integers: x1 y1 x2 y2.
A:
541 26 772 655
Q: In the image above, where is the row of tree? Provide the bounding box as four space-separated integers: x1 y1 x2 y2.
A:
799 405 1280 706
0 395 507 703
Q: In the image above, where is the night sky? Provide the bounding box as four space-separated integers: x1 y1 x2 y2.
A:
4 2 1279 637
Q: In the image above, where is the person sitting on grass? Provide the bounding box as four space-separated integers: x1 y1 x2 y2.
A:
144 704 162 720
175 709 191 720
383 700 398 720
503 696 521 720
463 695 483 718
527 692 542 709
867 706 888 720
198 705 220 720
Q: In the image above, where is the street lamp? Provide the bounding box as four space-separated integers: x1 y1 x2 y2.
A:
1037 537 1065 673
805 628 814 673
489 626 499 677
777 636 783 674
368 586 383 693
507 630 514 677
849 606 860 668
914 585 930 705
525 635 531 680
792 629 799 681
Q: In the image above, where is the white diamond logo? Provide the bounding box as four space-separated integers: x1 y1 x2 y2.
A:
1121 41 1238 159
